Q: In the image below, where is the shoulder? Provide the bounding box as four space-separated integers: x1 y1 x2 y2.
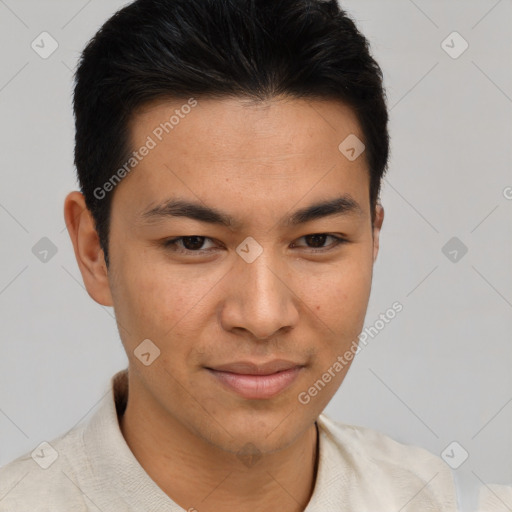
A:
318 414 448 473
317 413 458 511
0 426 90 512
478 483 512 511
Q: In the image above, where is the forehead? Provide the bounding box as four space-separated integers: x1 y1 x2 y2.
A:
114 95 370 224
130 95 363 155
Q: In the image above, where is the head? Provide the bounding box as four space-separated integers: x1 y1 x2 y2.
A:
65 0 389 456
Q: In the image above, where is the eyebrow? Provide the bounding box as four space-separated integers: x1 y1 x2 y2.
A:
139 195 363 229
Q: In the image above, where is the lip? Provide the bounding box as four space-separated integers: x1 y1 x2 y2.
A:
206 360 304 400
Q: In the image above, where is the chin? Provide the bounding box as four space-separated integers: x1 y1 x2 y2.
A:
210 409 313 454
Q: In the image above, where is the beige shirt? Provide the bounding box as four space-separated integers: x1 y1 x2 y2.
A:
477 484 512 511
0 369 458 511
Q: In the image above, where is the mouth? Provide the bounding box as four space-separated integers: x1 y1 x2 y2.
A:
205 360 305 400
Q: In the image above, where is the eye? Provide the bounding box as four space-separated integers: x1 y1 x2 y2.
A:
163 236 219 255
162 233 347 257
291 233 348 252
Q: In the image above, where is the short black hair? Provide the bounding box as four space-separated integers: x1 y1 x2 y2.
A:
73 0 389 268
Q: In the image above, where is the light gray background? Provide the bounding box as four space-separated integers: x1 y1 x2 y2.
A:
1 0 511 508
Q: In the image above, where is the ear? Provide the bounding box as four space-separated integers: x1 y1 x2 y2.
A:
372 203 384 263
63 191 113 306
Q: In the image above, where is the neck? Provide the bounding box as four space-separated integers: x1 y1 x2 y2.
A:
118 375 319 512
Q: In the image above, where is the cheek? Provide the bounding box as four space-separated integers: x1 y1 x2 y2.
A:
302 256 373 326
302 263 372 391
111 255 223 345
297 259 373 377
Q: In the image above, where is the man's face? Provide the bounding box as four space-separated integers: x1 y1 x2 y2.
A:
106 96 382 454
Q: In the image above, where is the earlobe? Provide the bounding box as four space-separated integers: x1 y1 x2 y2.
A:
372 203 384 263
63 191 113 306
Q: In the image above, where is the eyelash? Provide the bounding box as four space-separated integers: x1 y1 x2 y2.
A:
162 234 348 256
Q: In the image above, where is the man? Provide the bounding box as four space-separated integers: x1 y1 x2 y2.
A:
0 0 458 510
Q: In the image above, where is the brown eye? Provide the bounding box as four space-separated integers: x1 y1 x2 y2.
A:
181 236 207 250
292 234 347 252
163 236 218 254
304 234 328 248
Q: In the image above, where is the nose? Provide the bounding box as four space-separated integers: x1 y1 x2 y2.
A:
219 249 300 340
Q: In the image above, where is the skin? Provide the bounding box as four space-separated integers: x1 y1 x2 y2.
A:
64 96 384 512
